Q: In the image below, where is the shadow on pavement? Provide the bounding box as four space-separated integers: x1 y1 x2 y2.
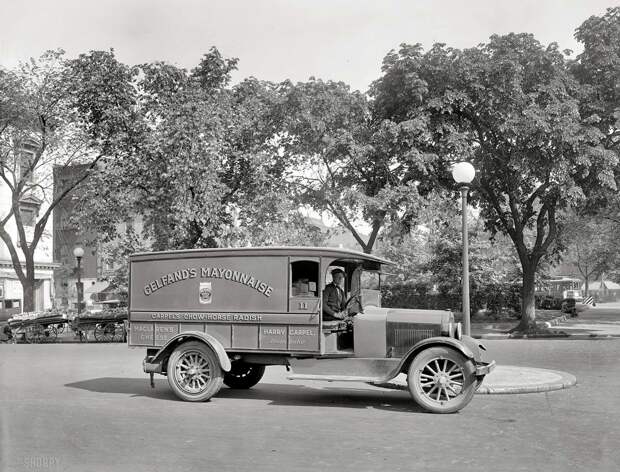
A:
65 377 427 413
219 383 425 413
65 377 177 400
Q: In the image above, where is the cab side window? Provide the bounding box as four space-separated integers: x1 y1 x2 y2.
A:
290 261 319 298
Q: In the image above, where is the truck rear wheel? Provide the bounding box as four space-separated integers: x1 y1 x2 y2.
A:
167 341 223 402
407 346 476 414
224 361 265 389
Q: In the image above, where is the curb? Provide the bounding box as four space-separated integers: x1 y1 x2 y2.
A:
475 367 577 394
373 366 577 395
473 332 620 340
543 314 569 328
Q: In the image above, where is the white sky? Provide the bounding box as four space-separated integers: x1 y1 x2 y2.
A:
0 0 615 92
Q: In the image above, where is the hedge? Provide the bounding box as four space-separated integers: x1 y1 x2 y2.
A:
381 282 521 319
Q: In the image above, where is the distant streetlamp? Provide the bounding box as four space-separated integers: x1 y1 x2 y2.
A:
73 246 84 315
452 162 476 336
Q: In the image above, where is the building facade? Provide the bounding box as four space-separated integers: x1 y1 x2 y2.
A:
0 148 57 317
52 165 99 310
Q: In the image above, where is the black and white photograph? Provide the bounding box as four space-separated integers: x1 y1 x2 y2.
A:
1 1 619 471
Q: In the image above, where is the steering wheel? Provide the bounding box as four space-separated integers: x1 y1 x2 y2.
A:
345 289 361 309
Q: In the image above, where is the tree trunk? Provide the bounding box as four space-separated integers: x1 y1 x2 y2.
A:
584 277 589 297
21 252 37 312
516 265 537 332
22 273 36 312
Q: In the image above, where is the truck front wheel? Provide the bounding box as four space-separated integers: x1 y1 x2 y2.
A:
167 341 223 402
224 361 265 389
407 346 476 414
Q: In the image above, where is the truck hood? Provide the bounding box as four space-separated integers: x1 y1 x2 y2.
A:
363 306 454 326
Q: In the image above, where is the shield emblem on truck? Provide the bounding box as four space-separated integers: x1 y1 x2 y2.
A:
199 282 213 304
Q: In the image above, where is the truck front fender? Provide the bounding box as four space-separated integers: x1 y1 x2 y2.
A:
393 335 485 377
148 331 231 373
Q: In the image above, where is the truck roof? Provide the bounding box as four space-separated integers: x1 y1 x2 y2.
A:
129 246 394 266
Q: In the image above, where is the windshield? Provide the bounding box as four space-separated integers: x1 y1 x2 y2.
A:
360 270 381 308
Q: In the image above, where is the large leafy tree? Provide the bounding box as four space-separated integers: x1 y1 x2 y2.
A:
375 34 617 331
279 78 436 254
572 7 620 223
0 50 136 311
573 7 620 154
77 49 316 253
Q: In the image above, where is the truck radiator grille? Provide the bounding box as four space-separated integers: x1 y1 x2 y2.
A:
386 323 440 357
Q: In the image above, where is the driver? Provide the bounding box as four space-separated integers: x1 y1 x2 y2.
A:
323 269 347 321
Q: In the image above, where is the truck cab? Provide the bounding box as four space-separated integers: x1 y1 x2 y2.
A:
129 247 494 413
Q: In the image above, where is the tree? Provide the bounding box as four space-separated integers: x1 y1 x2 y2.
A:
379 191 519 297
560 212 620 295
75 50 305 252
0 50 136 311
573 7 620 154
98 224 149 294
279 78 436 254
572 7 620 225
373 35 617 331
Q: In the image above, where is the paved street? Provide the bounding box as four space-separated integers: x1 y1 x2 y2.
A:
558 302 620 337
1 339 619 472
580 302 620 321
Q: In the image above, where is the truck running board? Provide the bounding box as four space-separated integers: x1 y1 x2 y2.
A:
287 373 388 383
287 357 401 383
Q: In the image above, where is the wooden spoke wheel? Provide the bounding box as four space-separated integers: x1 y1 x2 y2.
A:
24 324 44 344
94 322 117 342
167 341 223 402
407 346 477 414
43 325 58 342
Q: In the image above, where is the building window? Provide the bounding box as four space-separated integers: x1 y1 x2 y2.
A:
19 206 37 227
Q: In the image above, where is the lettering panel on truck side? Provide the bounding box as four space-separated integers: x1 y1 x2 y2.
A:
130 322 154 346
130 311 319 325
128 316 320 352
288 326 319 351
260 325 288 350
130 257 287 313
154 323 179 347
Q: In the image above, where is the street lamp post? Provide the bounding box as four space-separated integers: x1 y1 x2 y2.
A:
451 162 476 336
73 247 84 315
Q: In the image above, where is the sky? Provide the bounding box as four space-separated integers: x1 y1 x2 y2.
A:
0 0 616 92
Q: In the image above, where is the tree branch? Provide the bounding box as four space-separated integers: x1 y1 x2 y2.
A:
479 181 514 238
0 224 26 284
538 202 558 256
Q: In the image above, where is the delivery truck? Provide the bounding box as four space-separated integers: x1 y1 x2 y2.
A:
128 246 494 413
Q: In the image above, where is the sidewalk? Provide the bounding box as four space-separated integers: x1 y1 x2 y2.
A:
472 325 620 339
471 314 620 339
379 365 577 395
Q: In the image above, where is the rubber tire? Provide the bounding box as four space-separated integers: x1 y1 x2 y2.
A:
167 341 223 402
407 346 477 414
224 361 265 389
